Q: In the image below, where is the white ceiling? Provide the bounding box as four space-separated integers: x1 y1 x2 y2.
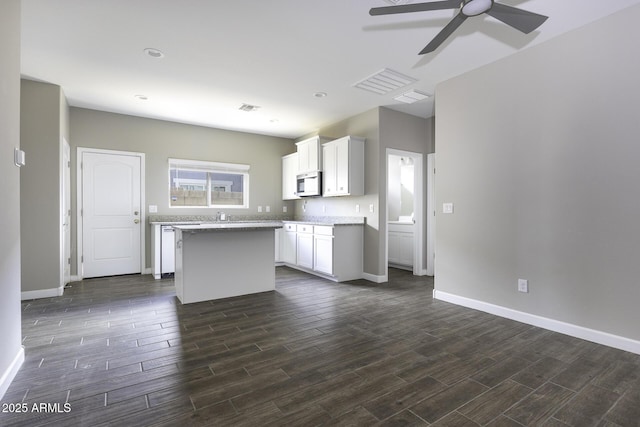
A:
20 0 640 139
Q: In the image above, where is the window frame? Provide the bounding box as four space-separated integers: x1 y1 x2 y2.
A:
168 158 250 209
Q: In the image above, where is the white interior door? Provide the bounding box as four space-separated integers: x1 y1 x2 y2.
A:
81 150 142 278
62 138 71 285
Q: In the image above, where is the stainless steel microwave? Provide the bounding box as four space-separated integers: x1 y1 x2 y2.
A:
296 171 322 197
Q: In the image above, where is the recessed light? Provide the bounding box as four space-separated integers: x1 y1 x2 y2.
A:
134 94 148 101
270 119 279 123
143 48 165 59
313 92 327 98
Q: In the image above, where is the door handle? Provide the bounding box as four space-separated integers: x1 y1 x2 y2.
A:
134 219 140 224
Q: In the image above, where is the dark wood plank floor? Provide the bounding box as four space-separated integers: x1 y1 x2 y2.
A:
1 267 639 426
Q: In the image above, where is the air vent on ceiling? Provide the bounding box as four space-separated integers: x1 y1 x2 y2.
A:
239 103 260 112
352 68 417 95
394 89 431 104
383 0 412 5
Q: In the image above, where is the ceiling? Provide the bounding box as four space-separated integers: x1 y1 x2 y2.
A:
20 0 640 139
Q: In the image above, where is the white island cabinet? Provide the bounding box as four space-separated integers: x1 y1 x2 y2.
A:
173 222 283 304
281 220 364 282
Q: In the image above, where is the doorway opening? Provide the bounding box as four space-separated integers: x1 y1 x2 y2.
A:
386 149 425 276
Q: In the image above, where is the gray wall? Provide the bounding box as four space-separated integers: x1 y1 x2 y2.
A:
435 4 640 341
20 80 68 293
70 108 296 271
296 107 433 278
0 0 23 398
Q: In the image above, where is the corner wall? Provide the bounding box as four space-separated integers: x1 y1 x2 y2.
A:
20 80 66 297
297 107 433 279
435 4 640 350
0 0 24 399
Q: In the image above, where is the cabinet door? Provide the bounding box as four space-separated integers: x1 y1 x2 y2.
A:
296 233 314 269
297 141 310 172
399 233 414 266
313 235 333 275
282 230 297 264
282 154 299 200
388 231 401 264
322 144 337 196
335 138 349 195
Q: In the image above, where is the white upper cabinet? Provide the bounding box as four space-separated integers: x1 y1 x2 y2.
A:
322 136 365 197
296 136 329 173
282 152 299 200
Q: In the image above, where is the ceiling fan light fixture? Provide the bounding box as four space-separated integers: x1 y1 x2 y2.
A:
462 0 493 17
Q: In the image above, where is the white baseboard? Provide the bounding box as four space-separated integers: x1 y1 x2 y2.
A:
362 272 388 283
0 346 24 400
21 286 64 301
434 290 640 355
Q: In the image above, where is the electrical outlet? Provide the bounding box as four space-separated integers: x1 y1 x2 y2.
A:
518 279 529 293
148 205 158 213
355 204 360 213
266 206 270 213
322 205 326 213
442 203 454 214
258 206 262 213
369 204 374 213
283 206 287 213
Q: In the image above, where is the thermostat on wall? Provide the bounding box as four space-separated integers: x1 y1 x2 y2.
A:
14 148 25 167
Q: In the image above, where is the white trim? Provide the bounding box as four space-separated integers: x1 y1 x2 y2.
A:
434 290 640 355
21 286 64 300
77 147 146 280
426 153 435 276
0 346 24 400
362 272 388 283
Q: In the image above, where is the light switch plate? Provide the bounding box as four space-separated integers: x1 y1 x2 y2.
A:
442 203 454 214
148 205 158 213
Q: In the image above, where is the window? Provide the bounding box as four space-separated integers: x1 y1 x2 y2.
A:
169 158 249 208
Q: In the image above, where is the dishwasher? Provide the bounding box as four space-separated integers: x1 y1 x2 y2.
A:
160 225 176 276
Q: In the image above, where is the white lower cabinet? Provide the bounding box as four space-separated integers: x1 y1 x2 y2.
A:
282 222 363 282
296 232 314 269
388 222 414 269
281 223 297 264
313 226 334 275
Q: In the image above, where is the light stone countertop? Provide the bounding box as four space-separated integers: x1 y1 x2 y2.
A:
172 222 284 232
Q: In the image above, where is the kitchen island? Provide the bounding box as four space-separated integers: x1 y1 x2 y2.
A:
173 222 283 304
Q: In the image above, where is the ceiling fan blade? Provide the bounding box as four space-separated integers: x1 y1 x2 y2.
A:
486 2 548 34
419 12 467 54
370 0 460 16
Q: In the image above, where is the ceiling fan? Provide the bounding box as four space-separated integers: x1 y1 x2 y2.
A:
369 0 549 55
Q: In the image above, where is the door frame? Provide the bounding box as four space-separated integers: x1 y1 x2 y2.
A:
427 153 435 276
385 148 425 276
76 147 146 280
61 137 71 287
